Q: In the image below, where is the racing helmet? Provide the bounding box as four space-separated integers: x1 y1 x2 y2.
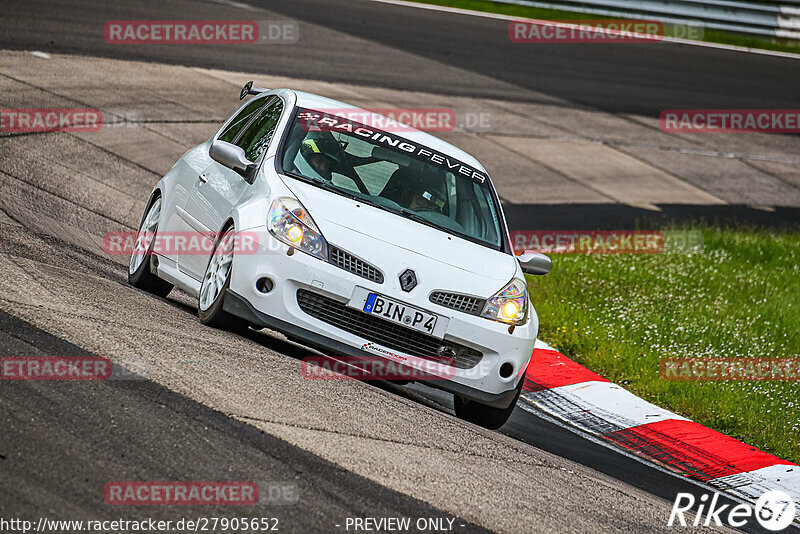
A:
299 131 346 166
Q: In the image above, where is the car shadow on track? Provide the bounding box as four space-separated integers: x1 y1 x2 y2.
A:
162 290 451 413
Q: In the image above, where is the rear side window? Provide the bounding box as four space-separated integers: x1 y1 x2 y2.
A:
218 97 267 144
236 99 284 161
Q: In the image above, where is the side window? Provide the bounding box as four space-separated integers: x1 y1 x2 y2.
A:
218 98 266 144
237 99 284 161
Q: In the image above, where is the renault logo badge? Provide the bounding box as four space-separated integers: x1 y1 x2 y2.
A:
399 269 417 292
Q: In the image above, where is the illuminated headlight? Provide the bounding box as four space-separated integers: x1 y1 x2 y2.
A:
481 279 528 325
267 197 328 261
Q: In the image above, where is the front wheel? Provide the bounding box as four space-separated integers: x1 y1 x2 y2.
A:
198 226 239 330
453 380 523 430
128 197 173 298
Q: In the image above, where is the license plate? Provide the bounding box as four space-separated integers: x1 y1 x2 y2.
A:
363 293 437 335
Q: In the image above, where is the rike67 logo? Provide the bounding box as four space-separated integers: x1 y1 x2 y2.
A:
669 490 796 531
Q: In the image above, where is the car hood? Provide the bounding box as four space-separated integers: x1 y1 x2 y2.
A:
280 176 518 293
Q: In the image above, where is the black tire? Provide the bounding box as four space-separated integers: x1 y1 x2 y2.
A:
453 378 523 430
198 225 242 331
128 196 173 298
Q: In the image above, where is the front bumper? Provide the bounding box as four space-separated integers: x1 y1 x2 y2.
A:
226 228 537 408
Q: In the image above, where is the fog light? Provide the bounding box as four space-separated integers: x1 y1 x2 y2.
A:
499 362 514 378
256 277 274 294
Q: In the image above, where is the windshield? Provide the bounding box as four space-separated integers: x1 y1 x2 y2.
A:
280 108 504 250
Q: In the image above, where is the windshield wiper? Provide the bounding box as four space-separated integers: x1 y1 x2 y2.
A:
398 209 489 247
398 208 443 232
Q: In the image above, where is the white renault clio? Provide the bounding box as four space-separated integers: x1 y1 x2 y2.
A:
129 82 550 428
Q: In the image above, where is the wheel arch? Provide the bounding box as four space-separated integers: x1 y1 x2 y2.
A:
136 188 163 230
222 216 236 232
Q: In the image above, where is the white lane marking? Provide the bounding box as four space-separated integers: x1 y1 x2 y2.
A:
533 338 557 351
714 465 800 522
30 51 51 59
368 0 800 60
717 464 800 498
522 379 685 431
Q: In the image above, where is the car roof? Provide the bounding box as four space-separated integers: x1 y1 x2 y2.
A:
289 90 488 175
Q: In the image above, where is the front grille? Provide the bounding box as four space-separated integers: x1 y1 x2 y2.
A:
296 289 482 369
429 291 485 316
329 246 384 284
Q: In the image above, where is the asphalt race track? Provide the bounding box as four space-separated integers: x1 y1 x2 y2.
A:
1 0 799 532
2 0 799 114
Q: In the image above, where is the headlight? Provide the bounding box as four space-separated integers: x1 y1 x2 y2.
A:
267 197 328 261
481 279 528 325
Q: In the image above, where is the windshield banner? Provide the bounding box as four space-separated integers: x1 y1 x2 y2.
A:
296 108 488 183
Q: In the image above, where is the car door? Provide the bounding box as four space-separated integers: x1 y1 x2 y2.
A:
178 96 285 279
159 96 268 267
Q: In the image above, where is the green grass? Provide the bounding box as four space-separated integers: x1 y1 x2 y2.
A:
408 0 800 54
526 227 800 464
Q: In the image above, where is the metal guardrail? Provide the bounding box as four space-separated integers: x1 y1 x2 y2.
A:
492 0 800 38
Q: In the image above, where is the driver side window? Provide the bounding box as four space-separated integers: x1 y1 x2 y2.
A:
237 98 284 161
218 97 267 144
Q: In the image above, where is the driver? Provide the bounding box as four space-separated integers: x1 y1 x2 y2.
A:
300 132 347 180
306 151 335 179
